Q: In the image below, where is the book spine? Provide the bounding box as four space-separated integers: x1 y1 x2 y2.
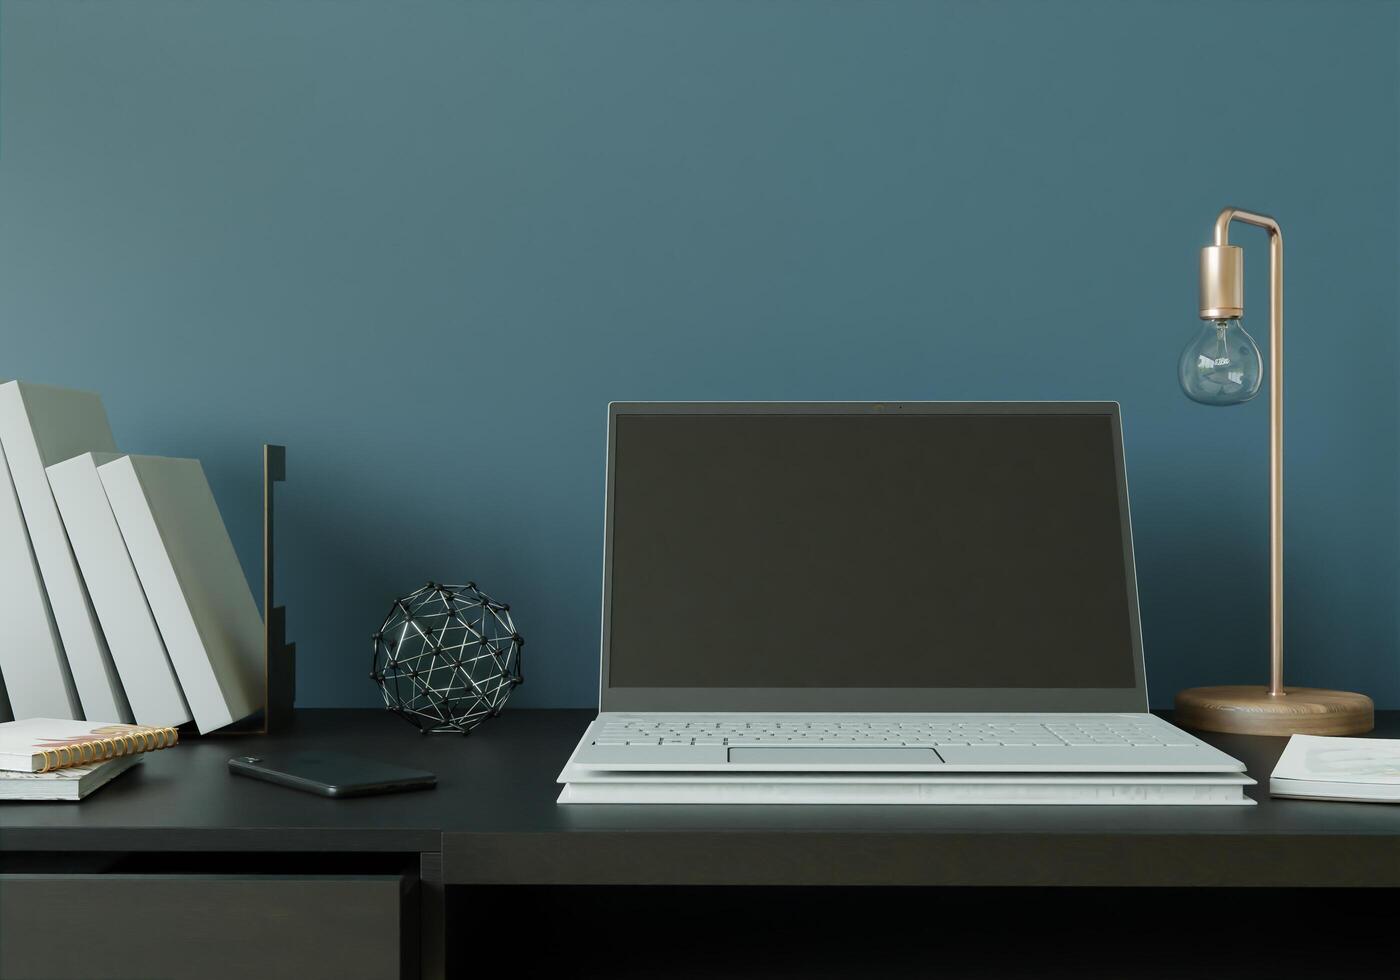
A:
99 455 262 733
0 383 130 722
47 453 193 728
0 441 81 718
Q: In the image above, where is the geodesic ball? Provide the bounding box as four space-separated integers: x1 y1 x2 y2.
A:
371 582 524 734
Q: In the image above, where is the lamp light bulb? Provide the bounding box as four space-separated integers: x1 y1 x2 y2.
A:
1178 318 1262 406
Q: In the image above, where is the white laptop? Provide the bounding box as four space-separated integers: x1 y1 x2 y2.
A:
560 402 1245 794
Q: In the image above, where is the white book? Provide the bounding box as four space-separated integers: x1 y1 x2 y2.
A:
99 455 263 733
1270 734 1400 803
0 381 130 722
48 453 192 728
0 755 141 801
0 427 80 719
558 772 1257 805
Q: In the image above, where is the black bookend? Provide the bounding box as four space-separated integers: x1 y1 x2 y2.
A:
219 444 295 736
262 444 296 733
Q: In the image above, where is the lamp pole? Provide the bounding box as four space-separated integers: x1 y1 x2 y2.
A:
1174 208 1372 736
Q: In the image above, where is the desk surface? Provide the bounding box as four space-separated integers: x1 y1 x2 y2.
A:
3 709 1398 886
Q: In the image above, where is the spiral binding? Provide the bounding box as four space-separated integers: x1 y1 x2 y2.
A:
35 726 179 773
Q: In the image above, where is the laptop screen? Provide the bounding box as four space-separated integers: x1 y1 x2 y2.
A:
601 404 1147 712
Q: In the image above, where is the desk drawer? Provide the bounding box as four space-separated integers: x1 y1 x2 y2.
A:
0 874 406 980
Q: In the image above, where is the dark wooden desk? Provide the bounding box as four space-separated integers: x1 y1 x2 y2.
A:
3 709 1398 978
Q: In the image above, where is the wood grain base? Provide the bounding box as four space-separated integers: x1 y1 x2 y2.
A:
1175 686 1374 736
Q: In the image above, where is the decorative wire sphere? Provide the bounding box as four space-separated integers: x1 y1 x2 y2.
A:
371 582 524 734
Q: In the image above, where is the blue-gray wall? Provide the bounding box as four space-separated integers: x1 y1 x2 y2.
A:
2 1 1397 709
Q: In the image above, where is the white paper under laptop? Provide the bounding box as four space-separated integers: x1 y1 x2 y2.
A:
560 403 1247 803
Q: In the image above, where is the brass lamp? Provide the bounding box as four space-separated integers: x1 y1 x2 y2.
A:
1173 208 1374 736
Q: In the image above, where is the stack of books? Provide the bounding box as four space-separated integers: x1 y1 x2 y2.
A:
0 718 179 801
0 381 264 733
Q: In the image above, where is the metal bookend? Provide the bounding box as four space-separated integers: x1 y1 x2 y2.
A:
220 444 295 735
261 444 296 732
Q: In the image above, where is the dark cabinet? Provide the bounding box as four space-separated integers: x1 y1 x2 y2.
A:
0 874 408 980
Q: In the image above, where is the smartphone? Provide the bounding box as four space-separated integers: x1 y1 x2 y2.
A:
228 751 437 798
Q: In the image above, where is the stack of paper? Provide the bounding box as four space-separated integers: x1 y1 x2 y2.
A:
1270 735 1400 803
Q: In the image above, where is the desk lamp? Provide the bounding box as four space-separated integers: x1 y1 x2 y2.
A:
1173 207 1373 735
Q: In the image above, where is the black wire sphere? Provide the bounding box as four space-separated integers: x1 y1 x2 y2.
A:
371 582 524 734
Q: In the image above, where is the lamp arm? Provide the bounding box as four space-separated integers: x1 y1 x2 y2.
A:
1213 207 1281 245
1213 207 1286 697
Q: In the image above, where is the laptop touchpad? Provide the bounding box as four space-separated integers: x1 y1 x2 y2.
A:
727 748 942 765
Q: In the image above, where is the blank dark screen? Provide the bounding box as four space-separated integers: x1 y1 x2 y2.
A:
606 413 1136 689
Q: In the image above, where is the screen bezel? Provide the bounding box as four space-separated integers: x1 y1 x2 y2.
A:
598 402 1150 713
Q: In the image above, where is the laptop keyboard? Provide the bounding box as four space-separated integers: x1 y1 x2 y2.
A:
594 717 1197 748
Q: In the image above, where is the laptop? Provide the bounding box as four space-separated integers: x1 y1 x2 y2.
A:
560 402 1244 783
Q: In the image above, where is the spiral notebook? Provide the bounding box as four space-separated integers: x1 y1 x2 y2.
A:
0 718 178 773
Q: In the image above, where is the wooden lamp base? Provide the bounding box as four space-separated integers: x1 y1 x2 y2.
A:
1175 686 1374 736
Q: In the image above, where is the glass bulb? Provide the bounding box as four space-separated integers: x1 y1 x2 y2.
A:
1178 318 1262 406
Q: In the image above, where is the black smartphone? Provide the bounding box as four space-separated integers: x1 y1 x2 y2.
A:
228 751 437 798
